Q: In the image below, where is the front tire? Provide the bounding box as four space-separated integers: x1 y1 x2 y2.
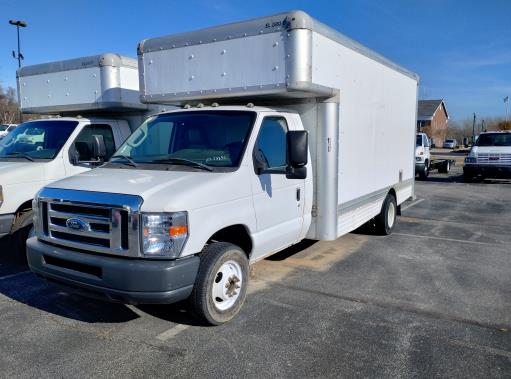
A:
418 161 429 180
463 171 473 183
374 194 397 235
189 242 249 325
11 225 33 264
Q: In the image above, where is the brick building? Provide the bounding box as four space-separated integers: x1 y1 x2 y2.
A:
417 99 449 147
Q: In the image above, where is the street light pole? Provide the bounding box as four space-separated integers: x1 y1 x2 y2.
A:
472 113 476 145
8 19 27 123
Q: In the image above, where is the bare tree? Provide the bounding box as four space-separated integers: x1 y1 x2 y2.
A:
0 85 20 124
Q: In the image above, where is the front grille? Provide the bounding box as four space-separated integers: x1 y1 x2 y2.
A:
477 153 511 165
36 188 143 258
47 202 115 249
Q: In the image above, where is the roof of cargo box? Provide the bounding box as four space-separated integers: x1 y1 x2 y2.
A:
138 10 418 81
17 53 137 77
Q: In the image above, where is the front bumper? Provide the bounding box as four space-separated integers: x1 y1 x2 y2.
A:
464 165 511 179
0 214 15 238
27 237 200 305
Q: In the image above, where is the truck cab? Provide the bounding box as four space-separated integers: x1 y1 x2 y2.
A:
464 131 511 181
415 132 431 179
0 117 131 246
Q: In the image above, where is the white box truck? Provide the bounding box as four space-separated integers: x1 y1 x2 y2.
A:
0 53 163 252
27 11 418 324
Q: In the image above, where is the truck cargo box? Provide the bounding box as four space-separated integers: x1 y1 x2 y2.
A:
138 10 417 104
138 11 419 240
17 53 147 114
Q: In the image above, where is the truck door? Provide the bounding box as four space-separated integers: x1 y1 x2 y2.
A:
64 123 117 177
250 114 305 260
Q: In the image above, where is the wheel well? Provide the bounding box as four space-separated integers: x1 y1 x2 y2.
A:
207 225 253 258
16 200 33 215
11 199 34 233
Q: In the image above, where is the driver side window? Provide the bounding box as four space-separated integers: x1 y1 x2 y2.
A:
255 117 288 169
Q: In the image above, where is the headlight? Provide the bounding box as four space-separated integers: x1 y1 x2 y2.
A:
142 212 188 258
465 157 476 164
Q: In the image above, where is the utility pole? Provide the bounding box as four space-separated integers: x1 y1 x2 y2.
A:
472 113 476 145
505 96 509 123
8 19 27 123
481 119 485 132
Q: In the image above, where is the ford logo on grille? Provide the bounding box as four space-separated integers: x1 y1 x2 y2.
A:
65 218 90 232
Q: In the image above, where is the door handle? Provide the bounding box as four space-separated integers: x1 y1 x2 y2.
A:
296 188 301 202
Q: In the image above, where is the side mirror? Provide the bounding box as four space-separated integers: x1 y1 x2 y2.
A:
68 143 79 165
287 130 308 167
286 130 308 179
91 135 106 161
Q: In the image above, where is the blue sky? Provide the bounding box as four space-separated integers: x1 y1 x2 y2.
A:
1 0 510 121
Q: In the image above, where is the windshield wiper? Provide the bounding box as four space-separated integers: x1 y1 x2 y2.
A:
5 152 34 161
154 157 213 172
110 154 138 168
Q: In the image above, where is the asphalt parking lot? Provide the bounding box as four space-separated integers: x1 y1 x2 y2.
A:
0 166 510 378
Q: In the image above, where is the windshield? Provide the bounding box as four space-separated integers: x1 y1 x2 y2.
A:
416 135 422 146
114 111 256 169
0 120 78 160
0 125 6 132
476 133 511 147
446 139 454 143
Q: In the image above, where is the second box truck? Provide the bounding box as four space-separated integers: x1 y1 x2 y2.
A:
0 53 163 252
27 11 418 324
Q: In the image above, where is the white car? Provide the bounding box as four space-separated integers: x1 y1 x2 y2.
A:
464 131 511 181
0 124 17 140
443 139 457 149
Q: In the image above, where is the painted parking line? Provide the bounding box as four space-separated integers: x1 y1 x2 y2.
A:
393 232 504 246
0 270 31 281
156 324 190 341
401 198 424 211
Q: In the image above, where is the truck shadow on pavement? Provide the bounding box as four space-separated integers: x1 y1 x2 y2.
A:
0 238 317 326
0 239 140 324
0 234 368 326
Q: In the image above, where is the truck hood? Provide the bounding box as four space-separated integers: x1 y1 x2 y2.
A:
0 161 46 185
46 167 251 212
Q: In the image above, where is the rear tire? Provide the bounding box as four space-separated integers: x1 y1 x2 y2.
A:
439 161 450 174
189 242 249 325
375 194 397 235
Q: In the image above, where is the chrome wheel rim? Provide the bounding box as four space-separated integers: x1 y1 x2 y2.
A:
211 260 243 311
